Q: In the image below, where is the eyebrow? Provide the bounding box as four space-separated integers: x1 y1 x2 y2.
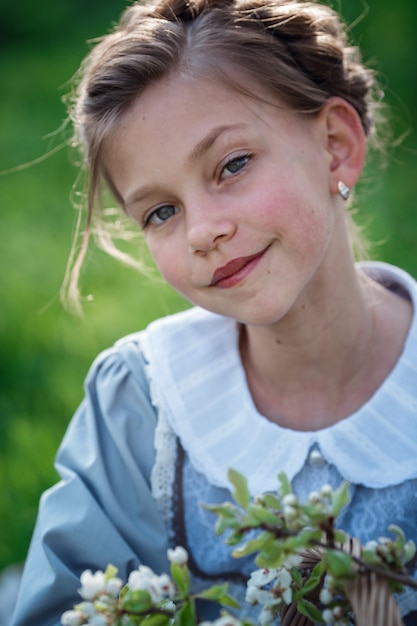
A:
126 184 158 209
125 123 248 208
188 123 247 162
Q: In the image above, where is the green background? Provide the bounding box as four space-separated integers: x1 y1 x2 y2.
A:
0 0 416 572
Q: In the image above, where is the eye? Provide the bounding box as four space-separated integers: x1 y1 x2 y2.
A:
145 204 178 227
221 154 251 179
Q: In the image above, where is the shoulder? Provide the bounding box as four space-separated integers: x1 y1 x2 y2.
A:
58 330 158 479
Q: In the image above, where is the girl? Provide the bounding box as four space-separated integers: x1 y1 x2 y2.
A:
11 0 417 624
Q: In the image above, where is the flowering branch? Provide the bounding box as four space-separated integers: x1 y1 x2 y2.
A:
203 470 416 626
61 471 417 626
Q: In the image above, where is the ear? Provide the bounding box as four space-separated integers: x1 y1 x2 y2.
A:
319 97 367 196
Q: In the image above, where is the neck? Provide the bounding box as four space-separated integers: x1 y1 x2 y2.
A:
240 265 412 431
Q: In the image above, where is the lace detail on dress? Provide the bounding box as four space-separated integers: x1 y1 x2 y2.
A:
179 451 262 622
146 363 178 542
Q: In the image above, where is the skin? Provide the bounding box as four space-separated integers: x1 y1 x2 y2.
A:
104 72 412 431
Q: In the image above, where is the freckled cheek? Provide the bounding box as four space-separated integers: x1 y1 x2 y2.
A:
256 187 330 254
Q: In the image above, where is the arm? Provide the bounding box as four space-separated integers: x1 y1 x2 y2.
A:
11 340 169 626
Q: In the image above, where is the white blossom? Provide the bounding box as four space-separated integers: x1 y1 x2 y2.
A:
282 494 298 507
78 570 106 601
255 590 276 606
308 491 321 504
128 566 154 590
247 568 278 587
89 616 108 626
283 505 298 519
273 568 292 605
320 485 333 498
332 606 344 620
161 599 176 611
246 567 292 608
274 568 292 590
378 536 391 546
61 610 84 626
77 602 95 619
245 585 260 604
155 573 175 599
322 608 335 624
319 588 333 605
282 553 303 569
106 576 124 597
259 607 274 625
282 587 292 605
127 567 175 604
364 540 379 551
167 546 188 565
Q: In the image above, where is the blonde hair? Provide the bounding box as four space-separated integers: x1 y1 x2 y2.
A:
64 0 382 311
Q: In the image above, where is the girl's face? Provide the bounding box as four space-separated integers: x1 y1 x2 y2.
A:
105 73 346 327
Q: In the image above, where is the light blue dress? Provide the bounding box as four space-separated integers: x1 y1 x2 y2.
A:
11 263 417 626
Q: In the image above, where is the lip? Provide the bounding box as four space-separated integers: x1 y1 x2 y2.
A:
210 247 269 288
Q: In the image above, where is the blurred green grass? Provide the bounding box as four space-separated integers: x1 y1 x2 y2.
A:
0 0 416 571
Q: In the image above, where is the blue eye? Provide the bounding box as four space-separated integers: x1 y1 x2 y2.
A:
146 204 178 226
221 154 250 178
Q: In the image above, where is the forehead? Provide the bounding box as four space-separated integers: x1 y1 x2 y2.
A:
106 71 291 157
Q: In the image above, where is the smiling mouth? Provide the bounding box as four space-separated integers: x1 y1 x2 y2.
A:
210 247 269 288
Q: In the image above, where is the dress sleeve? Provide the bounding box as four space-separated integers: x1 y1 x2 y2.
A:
11 339 170 626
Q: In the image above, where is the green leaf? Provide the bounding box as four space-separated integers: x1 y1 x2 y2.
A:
202 503 240 535
172 600 196 626
218 595 241 609
231 532 274 559
104 564 119 581
362 549 385 568
201 502 238 518
331 481 350 518
263 493 282 510
325 550 354 578
170 562 191 597
282 529 322 552
215 517 241 536
257 543 284 567
278 472 292 498
196 583 229 601
197 585 240 608
121 589 153 613
140 614 172 626
246 504 282 526
233 531 277 558
403 540 416 564
388 524 405 548
333 530 348 544
225 531 246 546
291 566 303 588
297 599 325 623
301 561 324 595
228 468 250 508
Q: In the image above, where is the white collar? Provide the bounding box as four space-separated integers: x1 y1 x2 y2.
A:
141 262 417 494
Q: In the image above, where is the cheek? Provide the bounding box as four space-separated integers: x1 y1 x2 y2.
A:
148 241 186 288
255 182 333 256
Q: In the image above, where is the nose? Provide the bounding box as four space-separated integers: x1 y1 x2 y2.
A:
186 198 237 254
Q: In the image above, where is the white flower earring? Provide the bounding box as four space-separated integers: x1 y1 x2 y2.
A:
337 181 350 201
